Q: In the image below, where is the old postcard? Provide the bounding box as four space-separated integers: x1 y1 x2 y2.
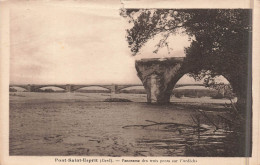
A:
0 0 259 165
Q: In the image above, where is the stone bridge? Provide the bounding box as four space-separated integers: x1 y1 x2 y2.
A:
9 83 204 94
10 57 227 103
135 57 230 103
136 57 205 103
9 84 144 93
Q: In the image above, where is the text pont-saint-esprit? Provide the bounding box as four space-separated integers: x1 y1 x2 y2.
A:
55 158 99 163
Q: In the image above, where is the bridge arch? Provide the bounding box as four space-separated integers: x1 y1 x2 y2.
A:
118 85 145 93
72 85 111 92
35 85 66 90
9 85 28 92
36 86 66 91
117 85 144 92
172 73 233 99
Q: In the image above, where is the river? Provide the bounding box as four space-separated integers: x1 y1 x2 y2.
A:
9 92 242 156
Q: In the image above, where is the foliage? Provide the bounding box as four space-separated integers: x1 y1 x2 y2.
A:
187 102 249 156
208 83 235 99
120 9 252 109
9 88 17 92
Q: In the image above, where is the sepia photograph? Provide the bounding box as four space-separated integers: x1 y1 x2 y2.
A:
1 0 259 164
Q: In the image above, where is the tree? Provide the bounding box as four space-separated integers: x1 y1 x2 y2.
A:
9 88 17 92
120 9 252 112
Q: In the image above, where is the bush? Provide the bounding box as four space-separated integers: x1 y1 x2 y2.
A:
174 92 183 98
9 88 17 92
173 89 217 98
210 93 225 99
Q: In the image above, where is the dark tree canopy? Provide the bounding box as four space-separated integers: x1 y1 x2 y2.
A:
120 9 252 109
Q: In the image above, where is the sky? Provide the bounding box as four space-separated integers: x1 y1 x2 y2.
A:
9 1 227 85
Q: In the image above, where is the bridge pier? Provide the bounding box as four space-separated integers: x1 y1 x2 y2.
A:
27 85 35 92
110 85 118 94
65 84 72 92
135 58 189 104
